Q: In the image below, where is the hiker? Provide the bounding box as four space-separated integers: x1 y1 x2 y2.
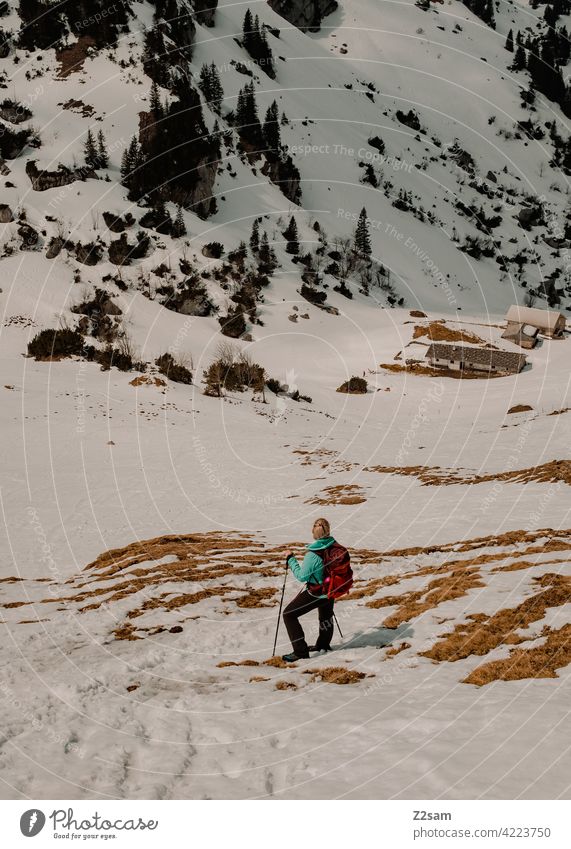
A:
281 518 339 662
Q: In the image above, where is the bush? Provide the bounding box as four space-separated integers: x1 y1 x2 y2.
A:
203 350 264 397
28 328 84 360
202 241 224 258
155 353 193 384
300 283 327 305
289 389 312 403
266 377 282 394
337 376 368 394
219 307 246 338
88 345 144 372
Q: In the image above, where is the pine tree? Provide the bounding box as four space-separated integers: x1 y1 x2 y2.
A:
242 9 254 51
354 208 372 257
511 44 527 71
241 8 275 78
236 82 262 145
263 100 281 154
259 231 271 265
505 29 514 52
84 128 98 169
250 219 260 253
172 205 187 238
120 136 142 192
209 63 224 113
284 216 300 254
97 129 109 168
150 80 163 117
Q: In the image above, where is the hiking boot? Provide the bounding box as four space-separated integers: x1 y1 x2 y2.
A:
282 651 309 662
308 645 332 653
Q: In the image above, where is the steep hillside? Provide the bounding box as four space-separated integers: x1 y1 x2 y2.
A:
1 0 571 801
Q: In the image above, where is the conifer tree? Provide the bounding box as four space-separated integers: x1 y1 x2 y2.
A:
242 8 254 52
209 63 224 113
250 219 260 253
354 208 372 258
97 129 109 168
150 80 163 116
263 100 281 154
84 128 98 169
172 205 187 238
511 44 527 71
505 29 514 52
284 216 300 254
236 82 262 145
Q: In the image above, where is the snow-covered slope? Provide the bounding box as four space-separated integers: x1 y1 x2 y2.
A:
1 0 571 800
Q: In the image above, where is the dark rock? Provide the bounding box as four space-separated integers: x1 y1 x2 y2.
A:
267 0 337 32
26 160 95 191
0 203 13 223
193 0 217 26
46 236 63 258
18 222 38 249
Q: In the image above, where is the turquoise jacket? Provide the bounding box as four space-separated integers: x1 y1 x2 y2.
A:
287 536 335 598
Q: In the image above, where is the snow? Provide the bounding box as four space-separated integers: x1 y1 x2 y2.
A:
0 0 571 801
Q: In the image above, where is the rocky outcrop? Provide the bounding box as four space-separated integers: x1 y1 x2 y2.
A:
0 121 32 159
193 0 217 26
18 0 132 50
267 0 337 32
18 222 39 249
262 155 301 205
26 160 95 191
0 203 13 223
183 156 219 219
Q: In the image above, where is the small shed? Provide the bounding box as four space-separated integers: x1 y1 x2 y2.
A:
502 305 566 345
426 343 526 375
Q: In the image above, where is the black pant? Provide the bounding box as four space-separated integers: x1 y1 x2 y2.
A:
283 588 334 655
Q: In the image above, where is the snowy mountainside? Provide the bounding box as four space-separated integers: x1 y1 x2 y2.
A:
1 0 571 801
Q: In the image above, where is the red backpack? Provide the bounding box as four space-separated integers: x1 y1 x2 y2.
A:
313 542 353 600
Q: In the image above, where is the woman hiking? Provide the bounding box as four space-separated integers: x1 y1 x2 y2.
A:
281 518 337 662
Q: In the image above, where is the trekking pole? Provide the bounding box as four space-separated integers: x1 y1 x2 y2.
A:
333 611 344 639
272 563 288 656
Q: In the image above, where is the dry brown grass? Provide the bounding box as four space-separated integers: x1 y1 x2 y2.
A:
412 320 488 345
379 362 504 379
249 676 270 683
307 484 367 505
464 624 571 685
346 574 401 600
422 573 571 663
365 460 571 488
56 36 96 78
305 666 369 684
264 656 298 668
6 532 298 640
369 567 485 628
275 680 298 690
217 659 260 668
129 375 166 388
385 642 411 658
508 404 533 414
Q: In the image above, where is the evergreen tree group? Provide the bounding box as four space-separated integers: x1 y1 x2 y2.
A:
262 100 281 155
235 81 263 146
242 9 276 79
198 63 224 113
84 128 109 170
120 77 220 217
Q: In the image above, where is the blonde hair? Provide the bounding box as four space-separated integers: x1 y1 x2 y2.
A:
313 517 330 538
